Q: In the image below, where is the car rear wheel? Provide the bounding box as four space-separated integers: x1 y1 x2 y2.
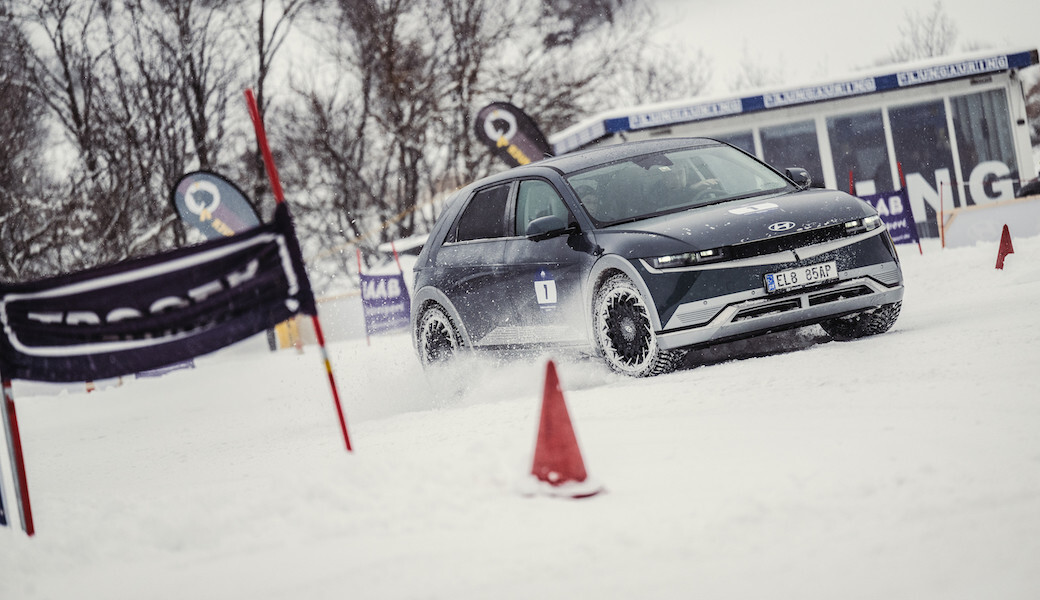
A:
593 274 684 377
820 302 901 340
417 304 464 367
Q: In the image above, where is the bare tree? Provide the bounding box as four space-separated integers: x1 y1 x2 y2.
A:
248 0 307 127
7 0 722 291
285 74 375 246
538 0 630 48
889 0 958 63
273 1 386 284
436 0 525 184
277 0 693 281
24 0 106 177
19 0 247 271
19 0 137 269
0 14 44 211
730 43 785 93
497 1 713 126
608 42 712 105
271 0 655 290
360 2 441 240
293 0 432 252
150 0 241 173
0 9 64 281
239 0 309 214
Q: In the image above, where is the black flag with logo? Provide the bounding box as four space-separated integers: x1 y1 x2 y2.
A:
172 171 261 240
0 202 316 383
473 102 552 167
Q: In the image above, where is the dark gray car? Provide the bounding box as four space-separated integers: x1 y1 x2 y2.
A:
411 138 904 376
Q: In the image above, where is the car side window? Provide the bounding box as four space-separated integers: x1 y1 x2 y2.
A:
453 183 511 242
514 179 571 236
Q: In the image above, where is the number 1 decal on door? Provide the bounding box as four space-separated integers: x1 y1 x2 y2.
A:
534 270 557 309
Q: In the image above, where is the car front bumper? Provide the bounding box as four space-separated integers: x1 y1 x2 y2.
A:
655 261 904 351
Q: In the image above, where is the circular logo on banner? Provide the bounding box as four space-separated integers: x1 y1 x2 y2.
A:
171 171 261 240
483 108 518 142
184 180 222 216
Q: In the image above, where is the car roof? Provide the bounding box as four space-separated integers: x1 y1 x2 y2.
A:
529 137 720 175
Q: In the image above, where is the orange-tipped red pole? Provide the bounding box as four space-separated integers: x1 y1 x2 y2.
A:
244 89 352 452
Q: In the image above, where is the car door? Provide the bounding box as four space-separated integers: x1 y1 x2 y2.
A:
499 178 595 346
433 182 514 345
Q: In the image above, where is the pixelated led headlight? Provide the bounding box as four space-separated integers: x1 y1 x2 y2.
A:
843 214 883 235
648 248 725 269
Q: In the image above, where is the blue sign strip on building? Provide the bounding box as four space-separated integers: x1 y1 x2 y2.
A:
551 49 1039 154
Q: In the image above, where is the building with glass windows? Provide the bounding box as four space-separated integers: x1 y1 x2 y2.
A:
549 48 1039 238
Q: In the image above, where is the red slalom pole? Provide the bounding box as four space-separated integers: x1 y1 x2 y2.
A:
939 181 946 249
391 240 403 273
244 90 286 204
244 89 352 452
2 379 34 535
310 316 352 451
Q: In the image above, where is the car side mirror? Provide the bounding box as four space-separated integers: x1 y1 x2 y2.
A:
525 215 573 240
785 167 812 190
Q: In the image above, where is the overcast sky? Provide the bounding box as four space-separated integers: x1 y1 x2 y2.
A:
653 0 1040 93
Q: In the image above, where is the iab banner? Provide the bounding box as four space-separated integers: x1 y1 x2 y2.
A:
360 273 411 336
857 189 921 246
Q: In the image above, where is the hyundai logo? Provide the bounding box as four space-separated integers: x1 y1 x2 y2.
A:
768 221 796 232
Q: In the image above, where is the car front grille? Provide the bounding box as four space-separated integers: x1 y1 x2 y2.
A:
727 223 848 260
807 285 873 306
732 299 802 322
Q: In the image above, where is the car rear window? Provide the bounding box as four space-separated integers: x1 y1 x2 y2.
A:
453 183 511 242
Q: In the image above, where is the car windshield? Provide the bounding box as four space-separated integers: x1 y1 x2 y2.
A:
566 143 793 225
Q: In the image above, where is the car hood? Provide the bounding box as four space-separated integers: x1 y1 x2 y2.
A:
594 189 875 255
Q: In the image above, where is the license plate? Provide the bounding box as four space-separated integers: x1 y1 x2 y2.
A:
764 261 838 293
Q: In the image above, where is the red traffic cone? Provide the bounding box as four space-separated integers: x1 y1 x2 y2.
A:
529 360 602 498
996 224 1015 270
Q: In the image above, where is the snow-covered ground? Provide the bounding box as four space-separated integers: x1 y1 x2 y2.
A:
2 233 1039 599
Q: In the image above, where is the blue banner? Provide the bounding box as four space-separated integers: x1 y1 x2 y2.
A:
360 273 411 336
134 360 196 379
858 189 921 245
0 203 315 383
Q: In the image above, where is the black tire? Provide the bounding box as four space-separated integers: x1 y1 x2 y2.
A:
593 274 684 377
820 302 901 341
416 304 464 367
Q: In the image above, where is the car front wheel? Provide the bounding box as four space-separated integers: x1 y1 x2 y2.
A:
416 304 464 367
593 273 684 377
820 302 901 340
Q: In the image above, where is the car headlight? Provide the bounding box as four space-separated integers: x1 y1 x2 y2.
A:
844 214 882 235
648 248 725 269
